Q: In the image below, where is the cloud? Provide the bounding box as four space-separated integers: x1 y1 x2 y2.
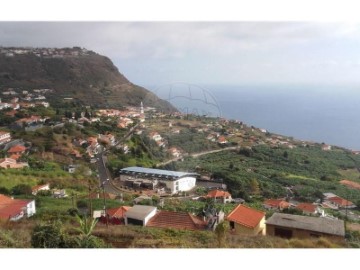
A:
1 22 360 60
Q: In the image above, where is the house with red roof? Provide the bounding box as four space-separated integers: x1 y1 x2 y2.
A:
168 147 182 158
327 196 356 209
217 136 228 145
226 204 266 235
147 210 207 231
7 144 26 155
263 199 291 211
32 183 50 195
99 206 132 225
206 190 233 204
149 131 162 142
0 194 36 221
296 203 323 216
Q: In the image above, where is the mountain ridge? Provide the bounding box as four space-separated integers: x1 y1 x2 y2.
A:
0 46 175 111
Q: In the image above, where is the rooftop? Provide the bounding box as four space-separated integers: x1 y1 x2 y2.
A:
328 196 355 207
147 210 207 231
296 203 317 213
206 190 231 198
264 199 290 209
106 206 131 218
125 205 157 220
226 204 265 228
266 213 345 236
120 166 198 180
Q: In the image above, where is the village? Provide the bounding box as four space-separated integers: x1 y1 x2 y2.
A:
1 86 360 247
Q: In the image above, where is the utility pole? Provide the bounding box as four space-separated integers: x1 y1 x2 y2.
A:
102 179 109 227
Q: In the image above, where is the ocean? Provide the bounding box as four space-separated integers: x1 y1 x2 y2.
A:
150 83 360 150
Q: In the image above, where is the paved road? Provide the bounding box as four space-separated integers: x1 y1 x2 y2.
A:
95 123 139 195
95 152 120 195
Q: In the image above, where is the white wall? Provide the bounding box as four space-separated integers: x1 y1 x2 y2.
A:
163 176 196 194
143 208 157 226
26 200 36 217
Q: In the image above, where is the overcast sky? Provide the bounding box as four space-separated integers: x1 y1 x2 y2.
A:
1 22 360 88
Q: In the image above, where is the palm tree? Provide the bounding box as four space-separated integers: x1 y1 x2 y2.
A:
75 215 103 248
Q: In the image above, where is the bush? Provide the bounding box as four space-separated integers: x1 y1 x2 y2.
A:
31 221 67 248
0 186 10 195
11 184 32 195
67 208 79 216
76 200 88 209
37 190 52 197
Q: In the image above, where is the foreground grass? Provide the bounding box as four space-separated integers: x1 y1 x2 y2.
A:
0 219 349 248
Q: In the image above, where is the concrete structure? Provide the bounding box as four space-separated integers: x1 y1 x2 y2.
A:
119 167 198 194
266 213 345 241
0 131 11 145
226 204 266 236
124 205 157 226
0 158 29 169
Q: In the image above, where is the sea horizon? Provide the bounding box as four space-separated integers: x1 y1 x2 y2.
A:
148 83 360 151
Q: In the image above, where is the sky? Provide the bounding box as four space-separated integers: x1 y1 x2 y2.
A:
1 21 360 88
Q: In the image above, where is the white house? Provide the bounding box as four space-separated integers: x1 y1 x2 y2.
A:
0 131 11 145
149 131 162 142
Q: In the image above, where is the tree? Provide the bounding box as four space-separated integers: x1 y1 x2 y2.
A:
214 221 229 248
74 215 105 248
11 184 32 195
249 178 260 195
31 221 67 248
0 186 10 195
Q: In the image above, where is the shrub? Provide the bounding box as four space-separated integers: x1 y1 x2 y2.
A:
11 184 32 195
31 221 67 248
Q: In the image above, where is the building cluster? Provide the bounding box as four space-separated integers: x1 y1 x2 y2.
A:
0 46 90 58
0 88 51 111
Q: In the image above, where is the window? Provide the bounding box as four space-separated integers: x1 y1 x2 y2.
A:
230 221 235 230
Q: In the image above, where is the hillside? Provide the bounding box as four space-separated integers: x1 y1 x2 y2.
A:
0 47 174 111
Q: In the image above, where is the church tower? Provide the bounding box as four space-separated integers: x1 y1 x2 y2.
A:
140 101 144 114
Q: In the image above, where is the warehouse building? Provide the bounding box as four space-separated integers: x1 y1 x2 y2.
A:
119 166 198 194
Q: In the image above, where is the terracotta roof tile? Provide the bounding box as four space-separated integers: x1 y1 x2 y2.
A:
147 210 207 231
106 206 131 218
264 199 290 209
206 190 231 198
296 203 317 213
340 179 360 190
328 196 354 207
7 145 26 153
0 195 30 220
226 204 265 228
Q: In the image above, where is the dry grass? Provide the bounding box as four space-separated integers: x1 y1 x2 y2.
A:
0 220 350 248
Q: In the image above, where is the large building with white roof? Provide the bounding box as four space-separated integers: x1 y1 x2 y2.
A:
119 166 198 194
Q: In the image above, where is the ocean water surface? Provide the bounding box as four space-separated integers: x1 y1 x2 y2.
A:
150 83 360 150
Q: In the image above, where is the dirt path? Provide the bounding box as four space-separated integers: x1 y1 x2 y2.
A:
156 146 239 167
